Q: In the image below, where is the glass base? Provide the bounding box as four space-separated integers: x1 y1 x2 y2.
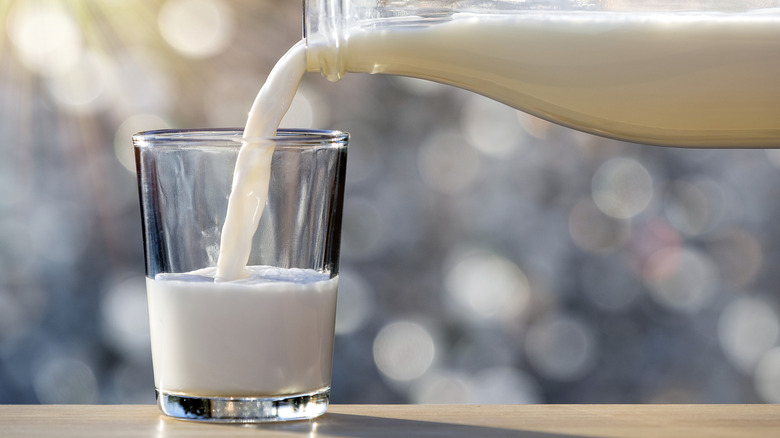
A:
156 387 330 423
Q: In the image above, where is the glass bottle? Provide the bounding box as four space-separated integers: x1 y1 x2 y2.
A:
304 0 780 147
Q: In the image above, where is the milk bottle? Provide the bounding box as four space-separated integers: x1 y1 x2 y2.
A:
305 0 780 147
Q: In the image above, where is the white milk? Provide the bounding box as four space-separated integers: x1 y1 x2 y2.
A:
216 41 307 281
147 266 338 397
316 11 780 146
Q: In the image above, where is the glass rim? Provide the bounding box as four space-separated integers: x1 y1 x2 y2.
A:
132 128 349 149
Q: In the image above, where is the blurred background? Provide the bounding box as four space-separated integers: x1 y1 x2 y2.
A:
1 0 780 405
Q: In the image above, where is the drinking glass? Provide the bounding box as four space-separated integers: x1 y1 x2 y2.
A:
133 128 348 422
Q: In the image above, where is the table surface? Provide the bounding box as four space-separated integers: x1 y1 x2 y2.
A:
1 404 778 437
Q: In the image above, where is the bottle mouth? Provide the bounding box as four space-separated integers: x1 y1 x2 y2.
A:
302 0 346 81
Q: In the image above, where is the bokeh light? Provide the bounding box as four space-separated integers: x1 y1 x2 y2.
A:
33 357 98 404
706 228 763 288
663 179 726 236
334 269 375 335
592 157 653 219
7 2 82 76
569 196 630 253
754 347 780 403
158 0 235 59
115 114 171 173
461 93 526 158
410 369 472 404
470 367 542 404
444 248 531 325
100 275 151 363
719 297 779 374
373 320 436 382
643 247 717 313
47 50 116 113
525 314 598 382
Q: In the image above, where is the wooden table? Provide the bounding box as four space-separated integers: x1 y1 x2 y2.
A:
1 404 778 437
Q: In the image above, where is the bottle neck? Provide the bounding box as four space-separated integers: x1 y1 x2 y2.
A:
303 0 346 81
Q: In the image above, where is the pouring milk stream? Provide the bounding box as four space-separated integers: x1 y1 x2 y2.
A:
215 42 307 281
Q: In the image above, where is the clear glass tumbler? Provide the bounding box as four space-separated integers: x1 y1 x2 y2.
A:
133 128 348 422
